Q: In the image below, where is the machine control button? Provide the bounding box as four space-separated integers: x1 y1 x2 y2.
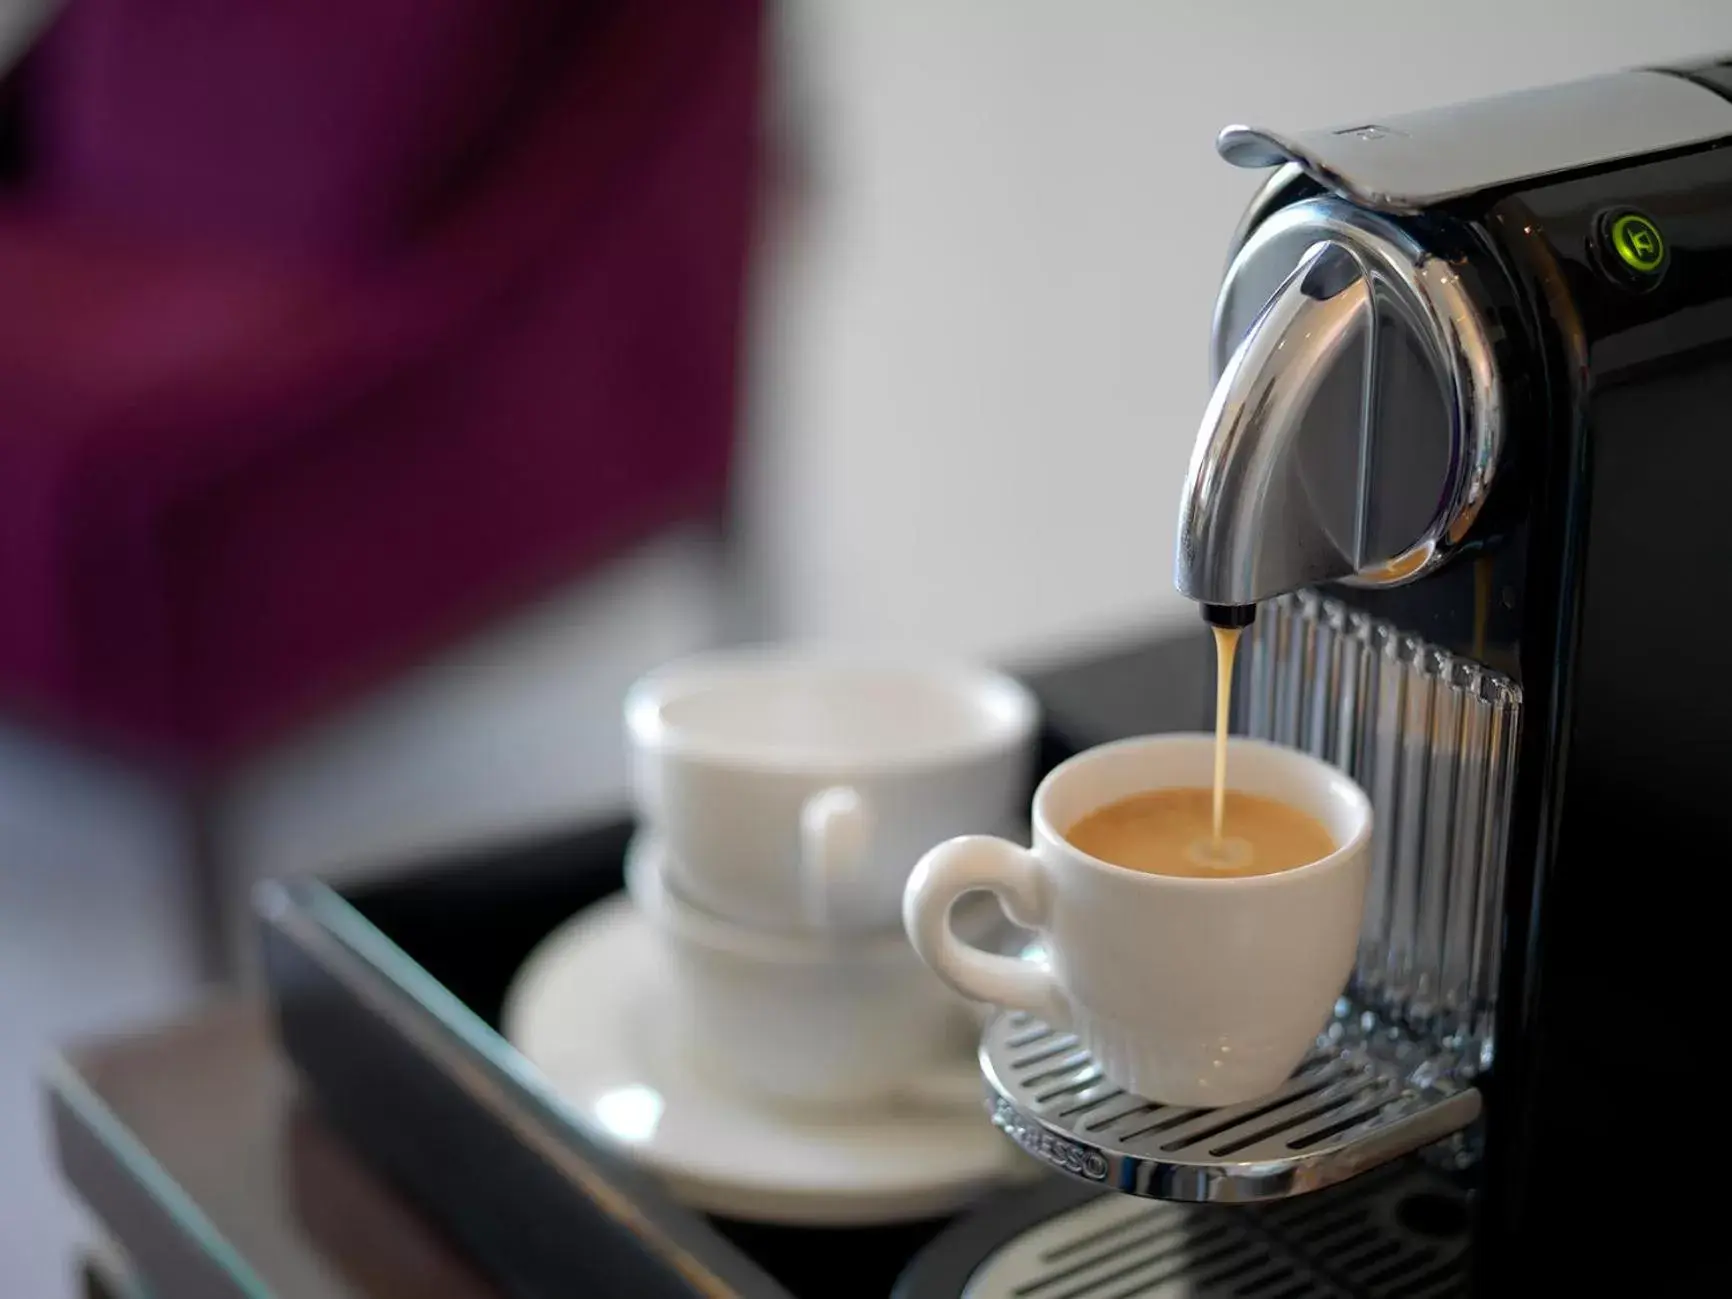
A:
1594 207 1668 286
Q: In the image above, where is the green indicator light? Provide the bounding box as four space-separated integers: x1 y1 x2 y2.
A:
1610 213 1665 274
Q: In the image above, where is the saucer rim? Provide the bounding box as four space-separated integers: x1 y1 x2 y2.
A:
501 893 1023 1226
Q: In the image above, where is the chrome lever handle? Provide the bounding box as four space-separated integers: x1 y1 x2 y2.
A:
1177 239 1374 607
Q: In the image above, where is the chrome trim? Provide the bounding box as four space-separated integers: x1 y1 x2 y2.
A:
1221 161 1317 278
1177 197 1503 606
1216 68 1732 213
979 1012 1481 1204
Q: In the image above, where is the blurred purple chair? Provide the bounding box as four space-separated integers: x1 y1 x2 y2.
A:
0 0 763 972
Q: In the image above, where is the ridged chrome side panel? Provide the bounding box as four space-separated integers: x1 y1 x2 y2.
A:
1239 592 1520 1074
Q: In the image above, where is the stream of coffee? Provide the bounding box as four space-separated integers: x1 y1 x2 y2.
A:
1063 616 1335 878
1211 624 1241 846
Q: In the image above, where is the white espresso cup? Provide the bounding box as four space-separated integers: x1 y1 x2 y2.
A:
903 734 1371 1108
625 835 986 1110
626 648 1038 932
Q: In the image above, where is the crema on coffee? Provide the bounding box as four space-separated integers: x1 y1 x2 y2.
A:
1065 787 1334 878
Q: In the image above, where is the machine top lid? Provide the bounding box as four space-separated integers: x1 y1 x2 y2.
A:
1218 67 1732 213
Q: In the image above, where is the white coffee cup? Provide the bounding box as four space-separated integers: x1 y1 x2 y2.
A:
625 648 1038 932
625 835 985 1110
903 734 1371 1108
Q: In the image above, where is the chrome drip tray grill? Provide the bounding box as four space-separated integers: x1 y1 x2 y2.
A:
980 1013 1481 1202
959 1160 1471 1298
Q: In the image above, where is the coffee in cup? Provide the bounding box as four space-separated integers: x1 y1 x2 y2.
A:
902 733 1370 1108
1065 787 1334 878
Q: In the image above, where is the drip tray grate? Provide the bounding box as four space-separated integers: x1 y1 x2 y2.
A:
960 1160 1471 1298
980 1013 1481 1202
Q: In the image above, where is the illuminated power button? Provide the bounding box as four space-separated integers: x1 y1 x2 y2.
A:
1594 208 1669 287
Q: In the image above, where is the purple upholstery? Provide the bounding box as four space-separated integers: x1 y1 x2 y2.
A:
0 1 762 764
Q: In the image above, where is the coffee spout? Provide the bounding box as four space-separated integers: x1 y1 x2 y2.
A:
1200 602 1257 630
1175 239 1374 612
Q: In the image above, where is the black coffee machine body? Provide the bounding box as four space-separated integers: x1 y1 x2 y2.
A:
981 61 1732 1290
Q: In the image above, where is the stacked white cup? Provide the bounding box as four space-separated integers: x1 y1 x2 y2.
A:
624 648 1039 1112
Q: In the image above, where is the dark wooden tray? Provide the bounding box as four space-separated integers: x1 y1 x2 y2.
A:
258 630 1209 1297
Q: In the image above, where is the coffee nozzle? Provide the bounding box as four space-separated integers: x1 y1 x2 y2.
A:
1201 602 1257 630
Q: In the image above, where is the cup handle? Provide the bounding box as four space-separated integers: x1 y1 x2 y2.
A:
799 786 871 927
903 835 1065 1021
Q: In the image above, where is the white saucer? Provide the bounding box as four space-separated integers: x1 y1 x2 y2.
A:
502 893 1027 1225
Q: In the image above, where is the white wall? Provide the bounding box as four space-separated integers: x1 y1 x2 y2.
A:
743 0 1732 665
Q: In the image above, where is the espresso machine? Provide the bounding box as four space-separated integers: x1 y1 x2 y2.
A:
967 60 1732 1291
